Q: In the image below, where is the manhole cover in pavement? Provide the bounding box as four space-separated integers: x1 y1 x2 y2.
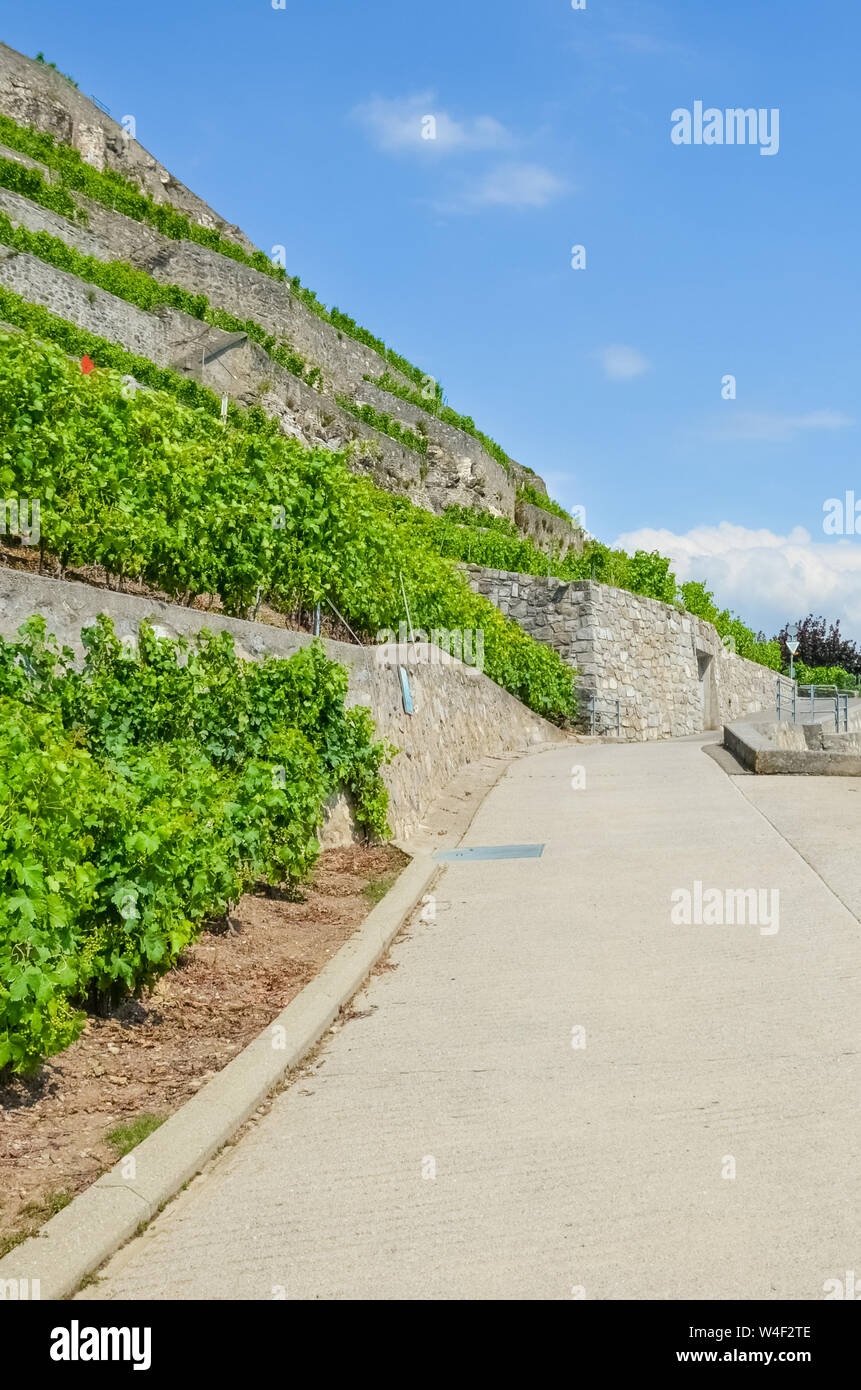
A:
433 844 545 862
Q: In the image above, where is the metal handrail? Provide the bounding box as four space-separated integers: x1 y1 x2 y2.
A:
776 676 796 722
776 677 850 731
580 691 621 737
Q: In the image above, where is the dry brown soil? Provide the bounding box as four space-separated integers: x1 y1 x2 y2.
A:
0 843 408 1257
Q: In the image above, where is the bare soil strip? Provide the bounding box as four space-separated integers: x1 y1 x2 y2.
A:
0 843 408 1257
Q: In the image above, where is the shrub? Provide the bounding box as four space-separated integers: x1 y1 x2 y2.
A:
0 330 577 723
0 615 392 1073
0 697 104 1071
516 481 572 523
0 111 434 389
793 662 857 689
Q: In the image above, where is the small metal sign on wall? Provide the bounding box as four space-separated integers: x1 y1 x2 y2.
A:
399 665 413 715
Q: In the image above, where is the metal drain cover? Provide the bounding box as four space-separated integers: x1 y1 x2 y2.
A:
433 844 545 862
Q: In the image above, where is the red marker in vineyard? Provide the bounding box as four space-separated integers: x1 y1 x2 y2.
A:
81 353 94 374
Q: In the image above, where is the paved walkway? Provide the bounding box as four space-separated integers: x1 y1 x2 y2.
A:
83 736 861 1300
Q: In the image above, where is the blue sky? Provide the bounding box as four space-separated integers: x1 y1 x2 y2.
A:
6 0 861 638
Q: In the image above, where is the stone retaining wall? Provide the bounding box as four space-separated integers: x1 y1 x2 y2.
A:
0 188 522 519
513 500 583 557
0 568 559 841
465 566 779 740
0 244 433 508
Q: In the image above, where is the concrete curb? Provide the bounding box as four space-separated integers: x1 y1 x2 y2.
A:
724 718 861 775
723 720 779 773
0 850 438 1301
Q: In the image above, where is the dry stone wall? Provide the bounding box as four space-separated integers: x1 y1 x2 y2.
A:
76 193 417 400
0 244 434 506
0 568 559 841
513 500 584 557
0 183 526 519
465 566 779 740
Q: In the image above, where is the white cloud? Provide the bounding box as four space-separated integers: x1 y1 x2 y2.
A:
351 92 511 154
613 521 861 640
595 344 651 380
709 409 854 443
351 94 567 215
445 161 567 211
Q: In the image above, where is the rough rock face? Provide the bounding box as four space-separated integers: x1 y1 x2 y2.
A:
0 42 253 248
465 566 779 741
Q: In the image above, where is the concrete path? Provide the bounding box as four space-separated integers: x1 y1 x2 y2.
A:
82 736 861 1301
